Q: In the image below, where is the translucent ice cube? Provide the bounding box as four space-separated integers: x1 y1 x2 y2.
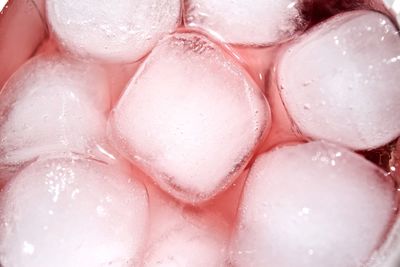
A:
46 0 181 63
0 156 149 267
230 141 396 267
0 54 110 168
143 183 229 266
108 32 271 204
0 0 47 88
185 0 305 45
277 10 400 150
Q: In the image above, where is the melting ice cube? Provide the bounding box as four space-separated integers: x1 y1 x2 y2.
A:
0 156 149 267
108 32 271 204
0 54 110 168
185 0 305 45
278 10 400 150
230 141 396 267
143 183 229 266
46 0 181 63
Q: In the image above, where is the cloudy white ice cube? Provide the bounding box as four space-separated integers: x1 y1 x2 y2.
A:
278 10 400 150
0 157 149 267
108 32 270 204
0 54 110 168
185 0 305 45
46 0 181 62
230 141 396 267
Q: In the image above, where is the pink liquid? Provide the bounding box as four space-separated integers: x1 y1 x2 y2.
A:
0 1 399 266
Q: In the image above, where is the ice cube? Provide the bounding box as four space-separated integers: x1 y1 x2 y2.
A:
143 183 229 267
46 0 181 63
0 54 110 167
381 0 400 26
108 32 271 204
144 221 228 267
0 0 47 88
0 156 149 267
369 214 400 267
277 10 400 150
185 0 305 45
230 141 396 267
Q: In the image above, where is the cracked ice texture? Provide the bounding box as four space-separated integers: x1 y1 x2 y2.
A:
0 54 110 167
230 141 396 267
278 10 400 150
46 0 181 63
185 0 305 45
108 32 270 204
0 157 149 267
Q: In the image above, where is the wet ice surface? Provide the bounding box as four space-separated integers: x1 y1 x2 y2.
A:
46 0 181 63
0 157 149 267
185 0 305 45
230 141 396 267
0 54 110 169
108 32 270 204
278 10 400 150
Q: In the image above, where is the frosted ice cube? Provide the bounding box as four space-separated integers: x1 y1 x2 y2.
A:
108 32 271 204
0 54 110 167
230 141 396 267
0 156 149 267
185 0 305 45
278 10 400 150
46 0 181 63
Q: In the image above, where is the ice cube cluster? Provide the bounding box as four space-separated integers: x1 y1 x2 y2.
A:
0 0 399 267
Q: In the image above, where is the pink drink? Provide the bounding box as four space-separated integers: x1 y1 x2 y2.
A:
0 1 399 266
